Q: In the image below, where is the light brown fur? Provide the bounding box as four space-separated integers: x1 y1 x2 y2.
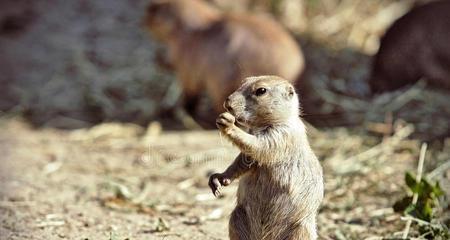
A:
209 76 323 240
144 0 304 114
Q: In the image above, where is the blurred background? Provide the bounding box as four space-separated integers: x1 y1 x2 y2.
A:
0 0 449 239
1 0 447 134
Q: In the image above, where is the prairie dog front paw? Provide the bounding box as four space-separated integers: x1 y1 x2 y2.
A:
208 173 232 197
216 112 236 133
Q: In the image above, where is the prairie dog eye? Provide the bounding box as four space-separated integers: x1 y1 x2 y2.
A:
255 87 267 96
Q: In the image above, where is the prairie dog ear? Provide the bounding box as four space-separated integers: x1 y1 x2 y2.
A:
284 85 295 99
175 0 222 30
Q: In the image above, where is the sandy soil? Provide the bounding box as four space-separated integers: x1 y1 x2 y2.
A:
0 118 448 240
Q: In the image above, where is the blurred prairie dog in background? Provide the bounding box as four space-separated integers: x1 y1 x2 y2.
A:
369 0 450 93
209 76 323 240
144 0 304 117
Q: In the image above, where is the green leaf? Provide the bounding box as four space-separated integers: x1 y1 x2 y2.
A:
422 200 433 222
432 181 445 197
410 198 434 222
421 178 435 196
405 172 419 193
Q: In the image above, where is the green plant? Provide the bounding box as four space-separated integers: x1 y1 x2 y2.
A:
393 172 448 239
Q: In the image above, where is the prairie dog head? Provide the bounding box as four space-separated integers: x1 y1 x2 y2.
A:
144 0 221 41
224 76 300 129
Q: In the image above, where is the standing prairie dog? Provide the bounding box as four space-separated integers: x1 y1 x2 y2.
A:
209 76 323 240
144 0 304 115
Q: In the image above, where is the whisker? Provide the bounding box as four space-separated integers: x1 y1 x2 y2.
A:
218 131 225 147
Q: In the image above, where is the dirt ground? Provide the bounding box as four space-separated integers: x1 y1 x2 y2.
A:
1 117 448 240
